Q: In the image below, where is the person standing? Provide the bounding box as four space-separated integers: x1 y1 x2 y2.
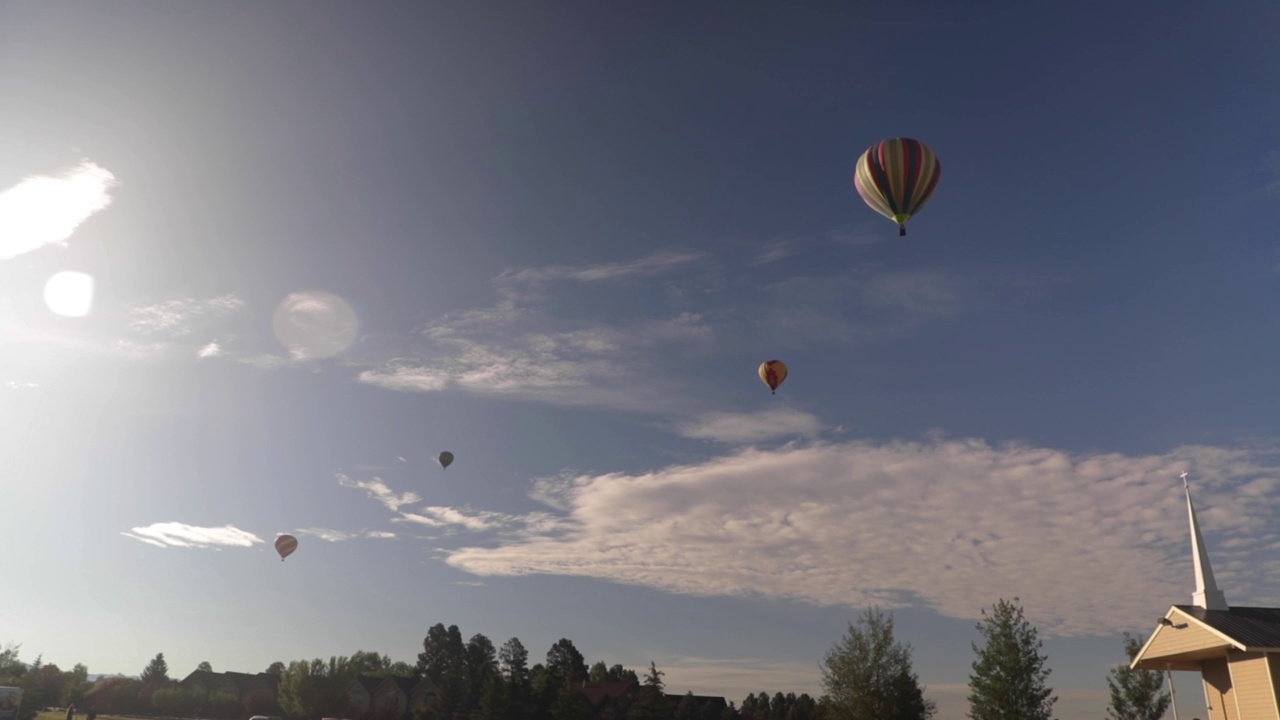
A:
85 709 96 720
65 704 75 720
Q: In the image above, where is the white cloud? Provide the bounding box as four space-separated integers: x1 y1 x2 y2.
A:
442 438 1280 637
2 381 38 390
295 527 396 542
675 408 826 443
336 473 421 511
122 522 263 549
197 342 223 359
496 250 706 284
0 161 117 260
128 295 245 336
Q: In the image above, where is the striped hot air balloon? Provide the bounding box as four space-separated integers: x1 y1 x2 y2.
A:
853 138 941 236
275 534 298 562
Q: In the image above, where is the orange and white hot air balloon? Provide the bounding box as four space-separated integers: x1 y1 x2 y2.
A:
758 360 788 395
275 534 298 562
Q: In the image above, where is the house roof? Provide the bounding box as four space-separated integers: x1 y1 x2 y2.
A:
353 675 383 695
410 676 438 696
389 677 417 696
1175 605 1280 650
580 680 637 707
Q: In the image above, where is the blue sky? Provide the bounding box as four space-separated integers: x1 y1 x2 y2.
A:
3 1 1280 718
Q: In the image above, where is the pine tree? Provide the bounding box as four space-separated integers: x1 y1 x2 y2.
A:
820 607 935 720
967 598 1056 720
140 653 169 687
1105 633 1170 720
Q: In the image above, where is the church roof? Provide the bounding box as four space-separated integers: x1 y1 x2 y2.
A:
1175 605 1280 650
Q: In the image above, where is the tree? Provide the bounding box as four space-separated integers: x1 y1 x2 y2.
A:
141 653 170 686
588 662 609 683
265 661 286 676
197 661 213 673
625 663 667 720
1105 633 1170 720
967 598 1056 720
544 639 587 688
820 607 935 720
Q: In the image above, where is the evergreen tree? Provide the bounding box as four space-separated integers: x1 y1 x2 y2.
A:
625 663 667 720
196 662 212 673
820 607 935 720
140 653 169 687
967 598 1056 720
1105 633 1170 720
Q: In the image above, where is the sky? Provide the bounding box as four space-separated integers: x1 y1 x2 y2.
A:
2 1 1280 718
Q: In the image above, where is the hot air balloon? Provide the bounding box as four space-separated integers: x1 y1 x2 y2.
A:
437 451 454 469
275 534 298 562
853 138 941 236
758 360 787 395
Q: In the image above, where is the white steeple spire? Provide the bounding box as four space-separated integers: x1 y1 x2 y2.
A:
1183 472 1228 611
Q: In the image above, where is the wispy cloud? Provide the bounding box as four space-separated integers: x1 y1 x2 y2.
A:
336 473 421 511
675 408 826 444
496 250 706 284
2 381 38 390
128 295 245 336
758 270 961 346
197 342 223 359
0 161 117 260
295 527 396 542
122 522 263 549
442 438 1280 637
338 473 566 538
359 303 711 412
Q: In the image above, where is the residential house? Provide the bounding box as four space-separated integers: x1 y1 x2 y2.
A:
349 675 383 717
578 680 639 720
349 675 436 720
178 669 280 715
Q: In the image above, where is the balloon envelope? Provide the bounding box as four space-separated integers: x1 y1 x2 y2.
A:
853 138 941 236
438 451 454 469
275 534 298 561
758 360 788 394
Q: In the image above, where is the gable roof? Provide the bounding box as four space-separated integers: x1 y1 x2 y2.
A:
371 675 419 697
1132 605 1280 670
581 680 638 707
353 675 384 695
410 676 438 696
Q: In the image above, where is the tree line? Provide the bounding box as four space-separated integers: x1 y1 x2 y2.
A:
2 597 1174 720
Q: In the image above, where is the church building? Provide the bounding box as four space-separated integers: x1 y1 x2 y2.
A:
1131 475 1280 719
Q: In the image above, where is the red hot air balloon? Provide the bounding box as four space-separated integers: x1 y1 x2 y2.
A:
758 360 788 395
275 534 298 562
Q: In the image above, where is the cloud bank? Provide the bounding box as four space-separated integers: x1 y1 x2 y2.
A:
436 437 1280 637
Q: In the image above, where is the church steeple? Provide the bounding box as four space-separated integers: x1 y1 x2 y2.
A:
1183 472 1228 611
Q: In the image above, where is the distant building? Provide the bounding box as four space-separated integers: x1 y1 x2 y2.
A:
348 674 437 720
1131 476 1280 719
177 670 280 715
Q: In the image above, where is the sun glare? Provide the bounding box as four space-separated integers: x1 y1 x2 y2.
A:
44 271 95 318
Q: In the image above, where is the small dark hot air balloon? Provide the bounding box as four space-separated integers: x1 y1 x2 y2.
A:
854 138 941 236
275 534 298 562
437 451 454 469
758 360 788 395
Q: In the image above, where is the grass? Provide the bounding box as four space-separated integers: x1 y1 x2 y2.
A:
37 712 148 720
